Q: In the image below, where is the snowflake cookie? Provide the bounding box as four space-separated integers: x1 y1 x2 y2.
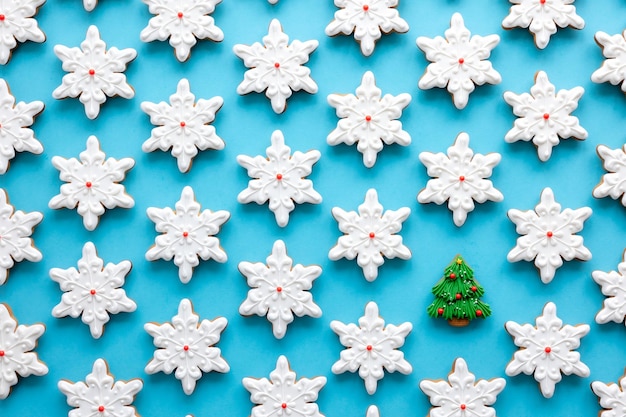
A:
239 240 322 339
146 186 229 283
417 132 503 227
141 78 224 173
504 301 590 398
140 0 224 62
0 0 45 65
50 242 136 339
52 25 137 120
331 301 412 395
420 358 506 417
0 188 42 285
329 189 410 281
593 144 626 206
327 71 411 168
243 355 326 417
416 13 501 110
325 0 409 57
0 303 48 399
145 298 229 395
49 135 135 231
59 358 143 416
592 250 626 326
507 187 592 283
233 19 318 114
592 369 626 417
502 0 584 49
592 31 626 93
237 130 321 227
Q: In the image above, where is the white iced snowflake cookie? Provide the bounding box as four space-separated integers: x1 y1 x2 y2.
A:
329 189 410 282
502 0 584 49
417 13 501 110
0 188 42 285
50 242 136 339
49 135 135 231
141 78 224 173
0 303 47 399
331 301 412 395
592 31 626 93
327 71 411 168
505 302 590 398
233 19 318 114
504 71 587 161
592 369 626 417
507 187 592 283
140 0 224 62
243 355 326 417
0 0 45 65
145 298 229 395
52 25 137 120
239 240 322 339
59 358 143 416
592 249 626 326
146 186 229 283
418 132 503 227
593 144 626 205
325 0 409 57
237 130 321 227
420 358 506 417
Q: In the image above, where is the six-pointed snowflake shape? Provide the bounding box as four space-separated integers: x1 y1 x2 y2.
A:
50 242 136 339
325 0 409 56
0 303 47 399
593 144 626 206
507 187 592 283
0 188 42 285
417 13 501 109
592 31 626 93
146 186 229 283
239 240 322 339
327 71 411 168
331 301 412 394
237 130 322 227
329 188 410 281
145 298 229 395
82 0 99 11
502 0 585 49
592 250 626 326
233 19 318 114
59 358 143 416
592 369 626 417
52 25 137 119
420 358 505 417
418 132 503 227
0 0 45 65
140 0 224 62
141 78 224 173
243 355 327 417
505 302 590 398
504 71 587 161
49 135 135 231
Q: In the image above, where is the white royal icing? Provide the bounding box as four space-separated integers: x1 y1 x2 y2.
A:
141 78 224 173
243 355 326 417
327 71 411 168
331 301 412 395
502 0 585 49
82 0 98 11
592 370 626 417
366 406 379 417
49 135 135 231
417 13 501 109
140 0 224 62
420 358 506 417
0 303 47 399
237 130 322 227
52 25 137 120
146 186 229 283
329 189 410 282
505 302 590 398
592 31 626 93
325 0 409 56
145 298 229 395
0 0 45 65
50 242 136 339
233 19 318 114
418 132 503 227
592 250 626 326
593 144 626 206
507 187 591 284
239 240 322 339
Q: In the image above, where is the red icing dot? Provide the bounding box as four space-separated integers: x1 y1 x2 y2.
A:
276 287 282 293
274 62 280 68
471 286 477 292
90 289 96 295
363 5 369 11
183 345 189 351
182 231 189 238
540 0 546 4
178 12 183 18
545 346 551 353
98 406 105 413
476 310 483 317
0 15 5 21
88 69 95 76
460 404 466 410
459 176 465 182
85 182 92 188
281 403 288 409
456 293 462 300
0 351 4 357
180 121 186 127
366 345 373 351
546 231 553 238
369 232 375 239
449 273 456 280
276 173 283 180
458 58 465 64
437 308 444 315
543 113 550 120
365 115 372 122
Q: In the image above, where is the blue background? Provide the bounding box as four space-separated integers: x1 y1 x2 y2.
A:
2 0 626 416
